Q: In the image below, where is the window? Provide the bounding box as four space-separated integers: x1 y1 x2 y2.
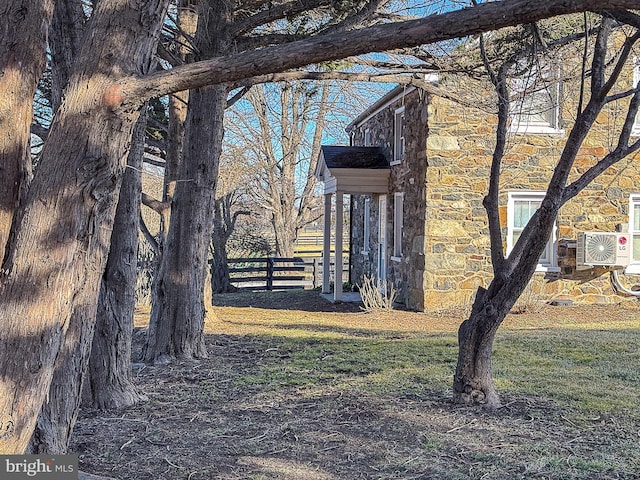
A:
364 129 372 146
633 60 640 136
392 107 405 164
362 197 371 254
392 193 404 260
506 192 558 271
510 62 562 134
378 195 387 282
627 194 640 273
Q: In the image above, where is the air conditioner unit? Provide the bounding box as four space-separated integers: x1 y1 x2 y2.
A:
576 232 631 269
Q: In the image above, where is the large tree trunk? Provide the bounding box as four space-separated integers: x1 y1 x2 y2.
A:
0 0 169 454
0 0 53 263
144 83 227 364
27 0 92 454
452 288 505 409
84 113 149 410
143 1 230 365
272 209 297 258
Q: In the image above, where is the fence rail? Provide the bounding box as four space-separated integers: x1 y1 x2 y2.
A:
222 256 348 291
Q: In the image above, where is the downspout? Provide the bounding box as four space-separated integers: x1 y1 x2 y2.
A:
610 269 640 297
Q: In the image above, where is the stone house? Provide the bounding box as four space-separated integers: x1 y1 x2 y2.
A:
317 60 640 311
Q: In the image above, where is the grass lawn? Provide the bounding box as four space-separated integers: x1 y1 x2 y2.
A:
73 290 640 479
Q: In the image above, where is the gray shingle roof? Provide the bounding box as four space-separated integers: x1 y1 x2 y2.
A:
320 145 389 169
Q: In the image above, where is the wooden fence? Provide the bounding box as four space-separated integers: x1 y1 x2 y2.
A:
224 256 348 291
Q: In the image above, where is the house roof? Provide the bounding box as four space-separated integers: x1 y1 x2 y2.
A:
346 85 412 132
315 145 390 195
319 145 389 169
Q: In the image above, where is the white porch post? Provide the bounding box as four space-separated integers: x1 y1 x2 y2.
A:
322 193 332 294
334 192 344 302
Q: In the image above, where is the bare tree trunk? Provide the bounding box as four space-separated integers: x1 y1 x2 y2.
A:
210 196 240 294
144 0 231 365
144 83 227 364
0 0 169 454
211 232 233 294
0 0 53 263
27 0 91 454
84 112 149 410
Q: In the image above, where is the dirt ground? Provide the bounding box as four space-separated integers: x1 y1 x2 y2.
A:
71 291 640 480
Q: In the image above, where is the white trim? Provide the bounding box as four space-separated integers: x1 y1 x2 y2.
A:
392 106 405 165
393 192 404 258
509 63 564 135
626 193 640 273
506 191 559 272
378 195 387 283
632 59 640 137
352 86 416 129
361 197 371 255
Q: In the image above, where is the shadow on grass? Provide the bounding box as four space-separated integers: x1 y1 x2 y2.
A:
78 325 640 480
219 319 421 339
211 289 363 313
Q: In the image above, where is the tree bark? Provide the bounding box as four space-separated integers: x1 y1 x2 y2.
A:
26 0 93 455
144 82 227 364
84 112 149 410
0 0 169 454
144 0 231 365
211 204 233 294
0 0 53 264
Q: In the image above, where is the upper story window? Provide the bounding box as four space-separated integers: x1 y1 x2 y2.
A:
364 129 372 146
509 61 563 134
506 191 559 272
392 106 405 165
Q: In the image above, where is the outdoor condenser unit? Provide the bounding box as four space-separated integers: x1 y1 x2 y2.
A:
575 232 631 269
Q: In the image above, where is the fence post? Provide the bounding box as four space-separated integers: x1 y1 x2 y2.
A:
313 258 319 289
266 258 274 290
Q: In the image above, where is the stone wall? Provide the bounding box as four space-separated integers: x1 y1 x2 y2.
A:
349 61 640 311
424 64 640 309
350 88 429 310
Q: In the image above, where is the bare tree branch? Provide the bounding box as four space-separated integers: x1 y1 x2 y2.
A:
121 0 640 104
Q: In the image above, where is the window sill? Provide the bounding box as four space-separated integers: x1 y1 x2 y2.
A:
390 256 402 262
390 159 402 166
360 250 370 255
535 265 560 273
624 264 640 274
509 125 565 135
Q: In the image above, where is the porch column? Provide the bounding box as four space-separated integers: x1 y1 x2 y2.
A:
322 193 332 294
334 192 344 302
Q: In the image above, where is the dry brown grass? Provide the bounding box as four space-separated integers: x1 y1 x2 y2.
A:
74 290 640 479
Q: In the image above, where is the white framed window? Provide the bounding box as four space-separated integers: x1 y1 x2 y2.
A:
378 195 387 282
632 59 640 137
392 106 405 165
506 191 558 272
364 129 372 146
391 192 404 261
626 194 640 273
509 62 563 134
361 197 371 255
